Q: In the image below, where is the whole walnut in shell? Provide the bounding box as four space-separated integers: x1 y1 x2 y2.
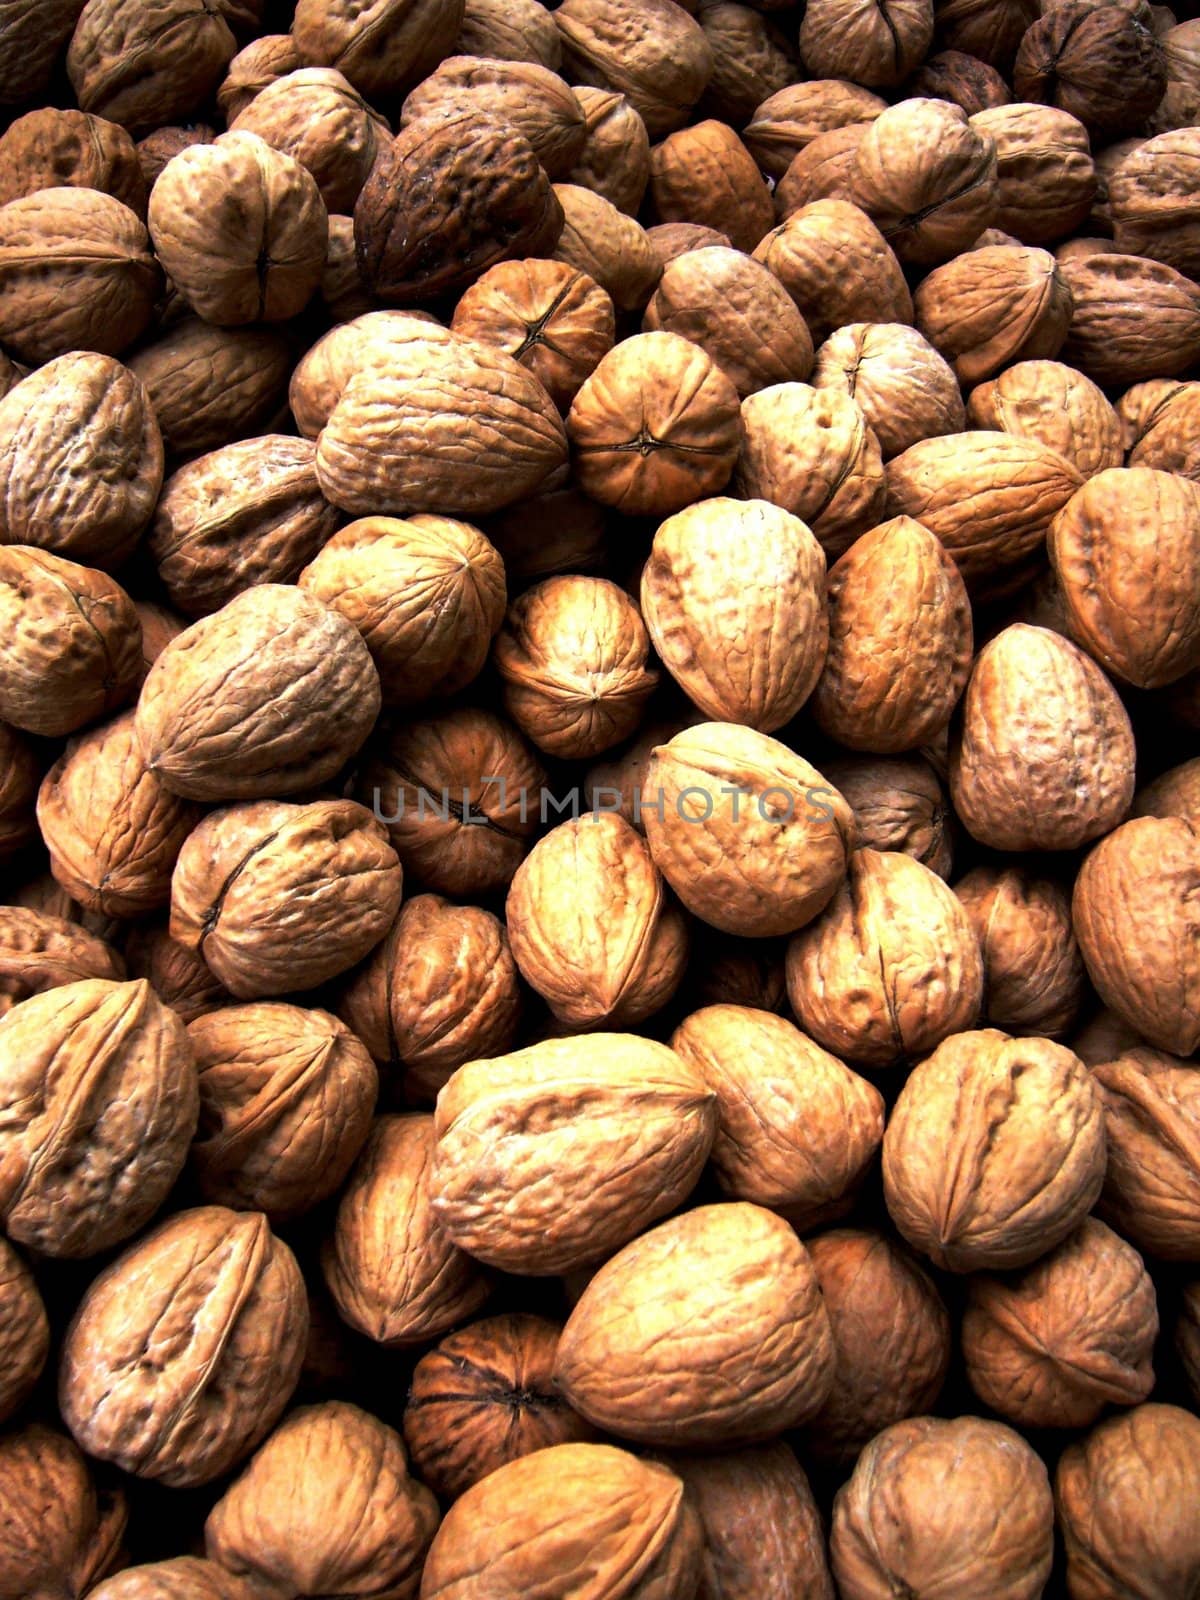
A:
289 310 452 440
123 921 229 1025
752 200 912 345
136 122 218 187
0 1237 49 1424
1119 379 1200 480
218 34 303 121
232 67 392 212
67 0 237 132
1014 0 1167 137
458 0 563 71
0 1425 126 1600
88 1559 262 1600
934 0 1037 71
908 49 1011 114
1133 755 1200 824
914 244 1074 386
567 85 650 214
970 103 1097 245
743 80 886 182
0 108 145 213
811 322 964 460
291 0 464 102
0 0 88 106
696 2 798 128
0 724 38 863
59 1206 308 1487
1091 1046 1200 1261
967 358 1122 480
554 0 714 138
955 866 1086 1037
774 124 870 213
401 55 586 179
551 183 661 315
799 0 933 86
0 906 124 1021
1059 251 1200 386
128 318 292 461
647 120 773 254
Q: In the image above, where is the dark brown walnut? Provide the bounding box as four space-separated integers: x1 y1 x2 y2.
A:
1154 17 1200 131
360 707 545 897
404 1316 594 1502
170 799 403 999
136 584 381 801
1134 756 1200 824
950 623 1136 852
1015 0 1166 137
1120 379 1200 479
60 1206 307 1487
127 319 292 461
752 200 912 345
641 496 827 731
0 547 142 739
136 122 217 188
642 247 814 401
67 0 235 132
908 49 1011 113
487 484 609 586
811 322 964 460
355 112 561 306
1072 1006 1147 1063
684 933 788 1015
0 0 87 105
567 85 650 214
774 124 868 214
694 2 797 128
422 1443 702 1600
800 1230 950 1464
89 1558 263 1600
188 1003 376 1221
0 1425 126 1600
914 245 1074 386
556 1203 834 1445
831 1416 1054 1600
969 103 1097 245
743 80 885 183
289 311 454 440
322 1113 491 1347
0 352 162 570
299 514 506 708
337 894 520 1104
0 723 38 862
786 848 984 1070
316 333 568 518
1049 466 1200 690
1057 1403 1200 1600
431 1033 714 1273
1091 132 1148 232
1179 1284 1200 1406
734 383 886 561
0 1236 49 1424
36 712 202 920
552 183 662 314
885 431 1084 596
811 515 972 753
505 816 688 1031
554 0 714 138
1110 126 1200 290
883 1029 1106 1271
967 358 1122 480
933 0 1037 70
218 34 303 121
123 922 229 1024
647 120 773 254
451 259 615 412
0 977 197 1259
292 0 465 101
401 56 586 179
1059 251 1200 386
0 109 145 213
0 907 124 1020
644 722 855 938
954 866 1086 1037
800 0 933 87
567 331 741 516
849 97 998 264
0 187 158 365
459 0 564 69
1091 1047 1200 1260
964 1217 1157 1430
669 1004 883 1228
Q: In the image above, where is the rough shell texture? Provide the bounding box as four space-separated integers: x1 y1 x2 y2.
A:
402 55 586 179
0 906 124 1020
88 1558 262 1600
752 200 912 346
231 67 391 213
1092 1046 1200 1262
567 85 650 214
0 0 87 105
217 34 303 121
969 102 1097 246
800 0 933 87
1059 252 1200 387
743 80 886 182
0 108 146 214
553 185 661 317
811 322 964 460
0 723 38 862
647 120 773 255
1120 379 1200 480
288 310 452 441
0 1236 49 1424
67 0 237 132
291 0 465 102
1014 0 1167 138
554 0 714 139
966 358 1122 481
123 922 228 1025
913 245 1074 387
0 1424 126 1600
458 0 563 71
954 866 1086 1038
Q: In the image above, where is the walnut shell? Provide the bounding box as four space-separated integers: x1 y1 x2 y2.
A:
908 48 1011 114
752 199 912 345
810 323 964 461
0 907 124 1021
402 55 586 179
774 123 868 214
743 80 886 182
319 214 377 323
582 715 703 835
816 754 953 878
0 1237 48 1425
288 310 452 440
955 866 1086 1037
123 922 229 1024
0 108 145 213
67 0 235 132
882 1028 1106 1271
552 183 661 314
1091 1046 1200 1260
1119 378 1200 480
647 119 773 254
1059 251 1200 386
1014 0 1167 137
459 0 563 70
217 34 303 121
1133 756 1200 824
914 244 1074 386
696 2 799 127
566 85 650 214
969 102 1097 245
933 0 1037 71
89 1559 261 1600
0 723 38 863
967 358 1122 480
292 0 465 102
554 0 714 138
800 0 934 87
232 67 391 213
136 122 218 188
0 1425 126 1600
0 0 87 106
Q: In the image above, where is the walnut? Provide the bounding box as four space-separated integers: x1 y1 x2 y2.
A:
459 0 563 69
288 310 451 439
908 49 1011 113
811 324 963 463
67 0 237 132
1119 378 1200 479
800 0 934 86
319 215 377 323
402 56 586 178
752 199 912 344
1109 127 1200 283
1133 756 1200 823
566 85 650 214
552 183 662 313
1090 1046 1200 1260
684 932 788 1014
933 0 1037 69
123 922 229 1024
292 0 464 101
1178 1283 1200 1406
488 486 609 586
774 123 868 214
647 120 773 253
582 716 702 833
322 1113 491 1347
1015 0 1167 137
554 0 714 138
883 1029 1106 1271
914 245 1074 386
831 1416 1053 1600
1152 17 1200 130
127 319 292 461
0 0 87 106
743 80 885 182
0 108 145 213
136 122 217 188
967 358 1122 480
0 724 38 863
694 3 797 127
0 1426 126 1600
89 1559 261 1600
0 1237 48 1424
1059 251 1200 386
969 103 1097 245
954 866 1086 1037
60 1206 307 1487
217 34 303 121
231 67 391 212
0 906 124 1020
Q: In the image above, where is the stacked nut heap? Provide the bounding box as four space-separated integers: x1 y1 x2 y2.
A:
2 0 1200 1594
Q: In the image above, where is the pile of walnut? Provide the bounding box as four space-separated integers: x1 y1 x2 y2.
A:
2 0 1200 1594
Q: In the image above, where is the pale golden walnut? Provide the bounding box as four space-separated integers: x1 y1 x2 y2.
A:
0 547 142 739
669 1004 884 1228
786 848 983 1070
933 0 1037 70
811 323 964 461
774 124 870 215
640 496 826 731
552 183 661 314
882 1028 1106 1272
567 331 741 516
487 484 608 586
299 514 506 707
123 922 229 1024
811 515 972 753
566 85 650 215
800 1230 950 1464
170 799 403 1000
320 215 377 323
0 723 38 862
647 120 773 254
1091 1046 1200 1260
359 707 545 897
36 712 202 920
1014 0 1167 138
135 584 381 802
909 49 1012 114
967 358 1122 480
322 1113 491 1347
292 0 464 101
752 200 912 345
964 1217 1157 1430
734 383 886 561
556 1202 834 1446
1048 465 1200 690
431 1032 714 1274
205 1401 439 1600
1119 379 1200 480
950 623 1136 852
218 34 303 121
914 245 1074 386
0 0 87 105
743 80 885 182
643 722 855 938
404 1315 594 1502
459 0 564 69
0 187 158 365
0 1236 48 1424
831 1416 1054 1600
1060 251 1200 387
0 907 124 1021
954 866 1086 1037
67 0 235 132
89 1558 262 1600
60 1205 307 1487
401 55 586 178
800 0 933 86
642 248 814 401
288 310 451 440
967 103 1096 246
505 815 688 1031
231 67 391 213
0 108 145 213
0 1425 126 1600
451 259 615 412
885 431 1083 596
1134 757 1200 824
554 0 714 138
